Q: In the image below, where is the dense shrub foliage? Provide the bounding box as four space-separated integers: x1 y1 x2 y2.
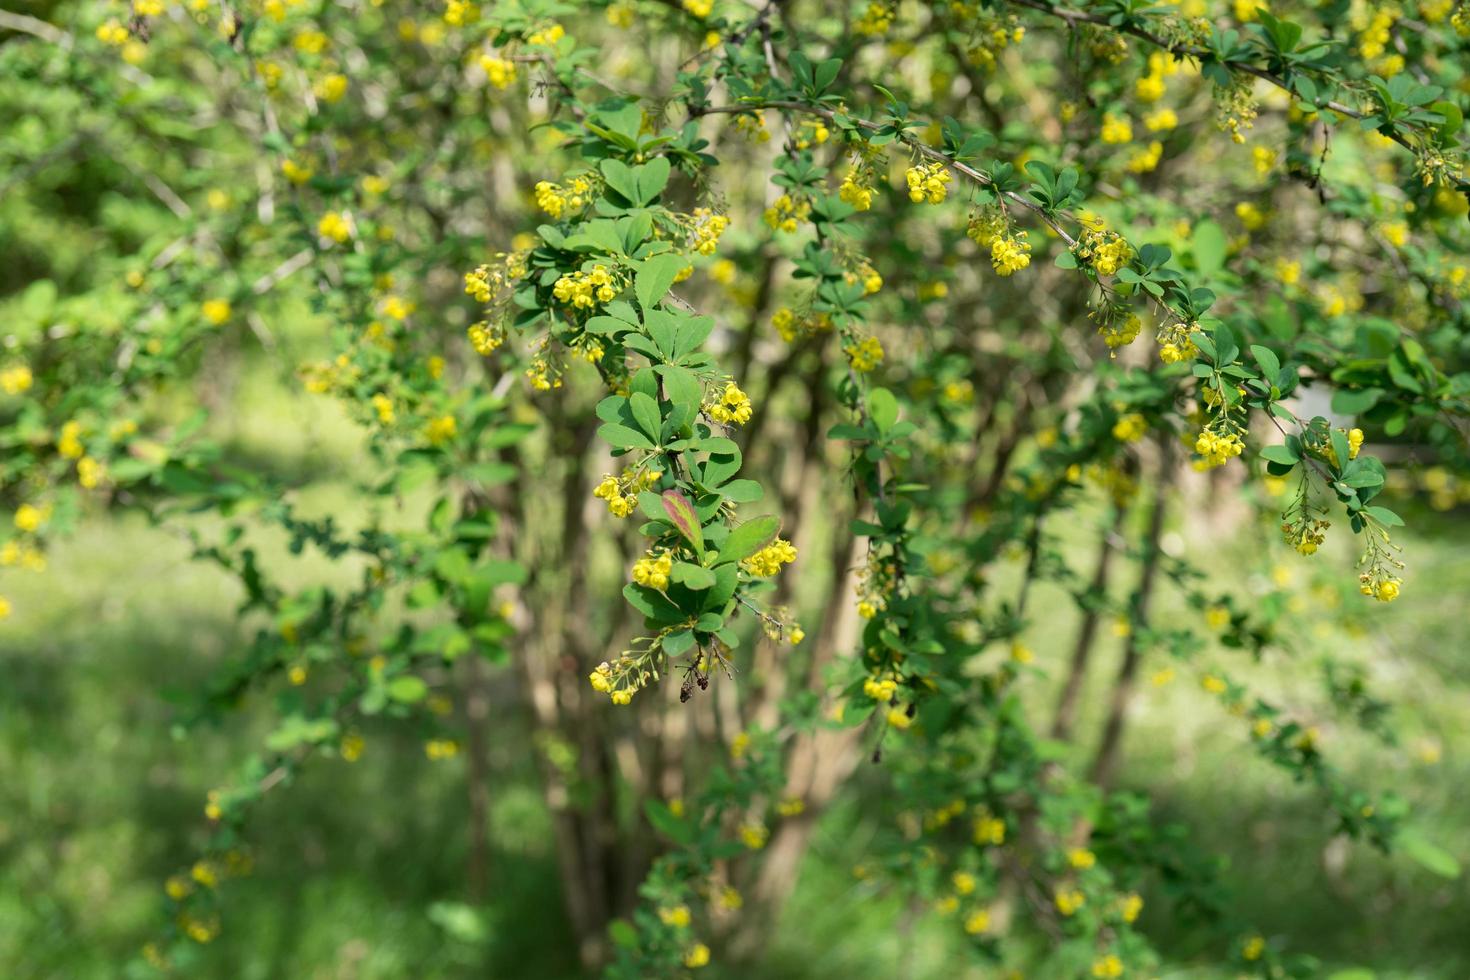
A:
3 0 1470 975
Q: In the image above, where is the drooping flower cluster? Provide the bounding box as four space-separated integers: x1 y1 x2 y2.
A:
534 174 595 218
479 54 517 89
763 193 810 233
905 161 951 204
953 8 1024 70
854 0 894 35
552 264 618 309
593 467 662 517
1156 320 1200 364
632 551 674 590
1093 307 1142 351
467 321 506 355
1194 427 1245 469
771 307 833 342
839 167 874 211
740 538 797 577
989 232 1032 276
1074 227 1133 276
707 382 753 426
686 207 729 255
844 335 885 373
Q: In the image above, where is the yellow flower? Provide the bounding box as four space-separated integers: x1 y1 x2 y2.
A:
1242 934 1265 961
57 420 84 459
632 551 674 590
963 908 990 934
739 822 768 849
14 503 44 533
1112 413 1147 442
318 211 351 244
864 676 899 701
191 861 219 889
740 538 797 577
1091 954 1124 978
1202 674 1228 694
480 55 517 89
1143 108 1178 131
973 815 1005 845
658 904 692 927
281 158 314 184
202 298 232 325
886 707 912 729
990 234 1032 276
1119 892 1143 923
341 733 365 761
845 336 885 373
425 414 457 445
952 871 977 895
1068 847 1096 870
1101 113 1133 144
904 161 951 204
684 943 711 969
0 595 10 620
1054 888 1085 916
314 73 348 103
708 382 753 425
1 364 33 394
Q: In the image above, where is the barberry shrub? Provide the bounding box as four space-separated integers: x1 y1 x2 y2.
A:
3 0 1470 975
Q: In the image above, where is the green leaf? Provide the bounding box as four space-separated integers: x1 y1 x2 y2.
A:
1398 827 1461 879
1192 219 1227 275
1260 445 1299 465
629 392 662 440
716 515 779 565
1363 505 1404 527
868 387 899 434
387 675 428 703
1250 344 1281 381
634 157 671 206
636 254 689 313
671 563 716 590
657 365 702 429
597 422 656 450
599 159 639 202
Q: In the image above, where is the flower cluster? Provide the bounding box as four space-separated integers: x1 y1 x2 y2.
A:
905 161 951 204
1074 227 1133 276
956 10 1024 70
552 264 618 309
632 551 674 590
771 306 833 342
593 467 661 518
854 1 894 35
1156 320 1200 363
479 54 517 89
534 174 595 218
732 111 770 142
839 154 878 211
707 382 753 426
467 321 506 355
589 659 639 704
763 193 810 233
1282 514 1329 555
740 538 797 577
1194 427 1245 469
863 674 899 701
686 207 729 255
1093 308 1142 351
989 233 1031 276
845 335 885 373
